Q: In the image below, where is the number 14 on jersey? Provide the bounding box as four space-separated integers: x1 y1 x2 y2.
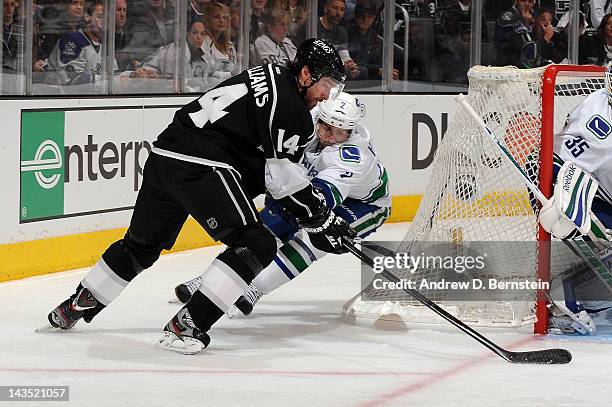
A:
277 129 301 155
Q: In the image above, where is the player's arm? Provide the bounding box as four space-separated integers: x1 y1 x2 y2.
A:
261 91 354 253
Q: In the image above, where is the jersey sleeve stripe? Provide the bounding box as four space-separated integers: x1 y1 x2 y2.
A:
267 64 278 159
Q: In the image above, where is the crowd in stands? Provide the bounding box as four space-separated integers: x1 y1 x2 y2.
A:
3 0 612 94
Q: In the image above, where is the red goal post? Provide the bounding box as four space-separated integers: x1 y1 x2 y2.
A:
536 64 606 334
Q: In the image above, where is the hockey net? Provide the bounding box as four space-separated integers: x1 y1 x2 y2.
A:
343 65 606 333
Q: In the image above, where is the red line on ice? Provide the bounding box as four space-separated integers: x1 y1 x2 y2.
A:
0 367 434 377
357 336 537 407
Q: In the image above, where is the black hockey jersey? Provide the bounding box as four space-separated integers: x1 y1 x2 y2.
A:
153 64 315 198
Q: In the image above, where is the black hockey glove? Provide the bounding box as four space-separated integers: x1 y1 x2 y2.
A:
299 207 356 254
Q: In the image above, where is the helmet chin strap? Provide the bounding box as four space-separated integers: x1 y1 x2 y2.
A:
296 75 317 98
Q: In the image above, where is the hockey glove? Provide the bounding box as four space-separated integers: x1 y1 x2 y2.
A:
299 207 356 254
539 161 598 239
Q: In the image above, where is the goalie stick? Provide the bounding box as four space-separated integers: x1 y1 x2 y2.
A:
344 240 572 364
456 94 612 293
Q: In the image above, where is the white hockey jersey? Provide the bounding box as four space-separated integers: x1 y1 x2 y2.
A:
48 29 118 86
554 88 612 204
301 122 391 209
250 34 297 67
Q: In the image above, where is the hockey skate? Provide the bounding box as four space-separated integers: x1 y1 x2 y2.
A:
227 283 263 319
548 302 596 335
173 276 202 303
157 307 211 355
47 285 101 330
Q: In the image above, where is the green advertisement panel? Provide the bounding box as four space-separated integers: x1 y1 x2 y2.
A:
20 111 65 222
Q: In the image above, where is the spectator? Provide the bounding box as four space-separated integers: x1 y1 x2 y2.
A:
47 1 127 90
3 0 25 93
136 20 211 91
591 0 612 30
230 0 242 50
189 0 210 25
580 12 612 65
318 0 359 78
124 0 175 69
3 0 18 69
250 0 267 42
494 0 538 68
203 2 237 84
39 0 86 60
435 0 489 83
250 8 297 66
115 0 133 71
287 0 307 44
532 7 567 64
346 0 398 80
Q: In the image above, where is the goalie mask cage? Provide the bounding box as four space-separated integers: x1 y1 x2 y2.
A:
343 64 606 334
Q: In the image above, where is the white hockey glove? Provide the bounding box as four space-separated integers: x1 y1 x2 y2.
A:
539 161 599 239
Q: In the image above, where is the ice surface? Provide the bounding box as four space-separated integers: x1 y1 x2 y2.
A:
1 224 611 407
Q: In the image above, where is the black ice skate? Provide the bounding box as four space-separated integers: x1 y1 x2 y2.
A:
48 285 100 330
227 283 263 319
174 276 202 303
157 307 211 355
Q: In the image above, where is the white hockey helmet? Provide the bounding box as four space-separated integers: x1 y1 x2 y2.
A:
318 92 366 131
606 61 612 105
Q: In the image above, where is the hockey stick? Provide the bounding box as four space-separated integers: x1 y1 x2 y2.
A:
456 94 612 290
343 240 572 364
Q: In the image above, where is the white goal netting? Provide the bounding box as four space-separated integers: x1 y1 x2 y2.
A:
344 65 605 330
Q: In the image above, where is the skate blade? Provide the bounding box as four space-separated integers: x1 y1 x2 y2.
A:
155 331 204 355
34 322 68 333
226 305 245 319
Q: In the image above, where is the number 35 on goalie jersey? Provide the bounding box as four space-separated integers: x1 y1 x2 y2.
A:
554 88 612 197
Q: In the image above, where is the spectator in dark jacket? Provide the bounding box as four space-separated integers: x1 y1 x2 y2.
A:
346 1 398 80
580 12 612 65
494 0 537 67
123 0 175 68
532 7 567 64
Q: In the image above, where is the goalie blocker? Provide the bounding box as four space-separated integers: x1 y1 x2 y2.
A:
539 161 599 240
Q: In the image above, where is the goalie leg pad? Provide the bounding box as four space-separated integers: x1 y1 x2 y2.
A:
549 274 596 335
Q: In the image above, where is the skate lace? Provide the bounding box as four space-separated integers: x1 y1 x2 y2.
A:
180 309 196 329
185 277 202 295
243 283 263 305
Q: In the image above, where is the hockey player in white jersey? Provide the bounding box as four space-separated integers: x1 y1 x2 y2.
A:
539 61 612 334
174 92 391 315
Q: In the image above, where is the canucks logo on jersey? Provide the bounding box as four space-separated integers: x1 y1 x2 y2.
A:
339 145 361 163
586 115 612 140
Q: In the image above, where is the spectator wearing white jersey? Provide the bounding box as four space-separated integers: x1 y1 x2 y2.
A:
250 8 297 66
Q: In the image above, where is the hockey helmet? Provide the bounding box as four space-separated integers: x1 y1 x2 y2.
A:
318 92 365 131
606 61 612 105
290 38 346 92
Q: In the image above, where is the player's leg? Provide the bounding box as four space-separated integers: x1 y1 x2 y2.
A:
158 167 277 353
232 200 391 317
173 198 302 305
48 154 189 329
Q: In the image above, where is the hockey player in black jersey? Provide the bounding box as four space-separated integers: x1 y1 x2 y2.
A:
47 38 356 354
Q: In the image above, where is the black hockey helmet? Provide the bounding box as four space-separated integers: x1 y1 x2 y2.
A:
289 38 346 90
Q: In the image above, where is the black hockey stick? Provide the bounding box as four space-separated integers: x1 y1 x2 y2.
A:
343 240 572 364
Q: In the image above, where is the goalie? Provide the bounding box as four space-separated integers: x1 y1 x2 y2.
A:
539 61 612 335
174 92 391 315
